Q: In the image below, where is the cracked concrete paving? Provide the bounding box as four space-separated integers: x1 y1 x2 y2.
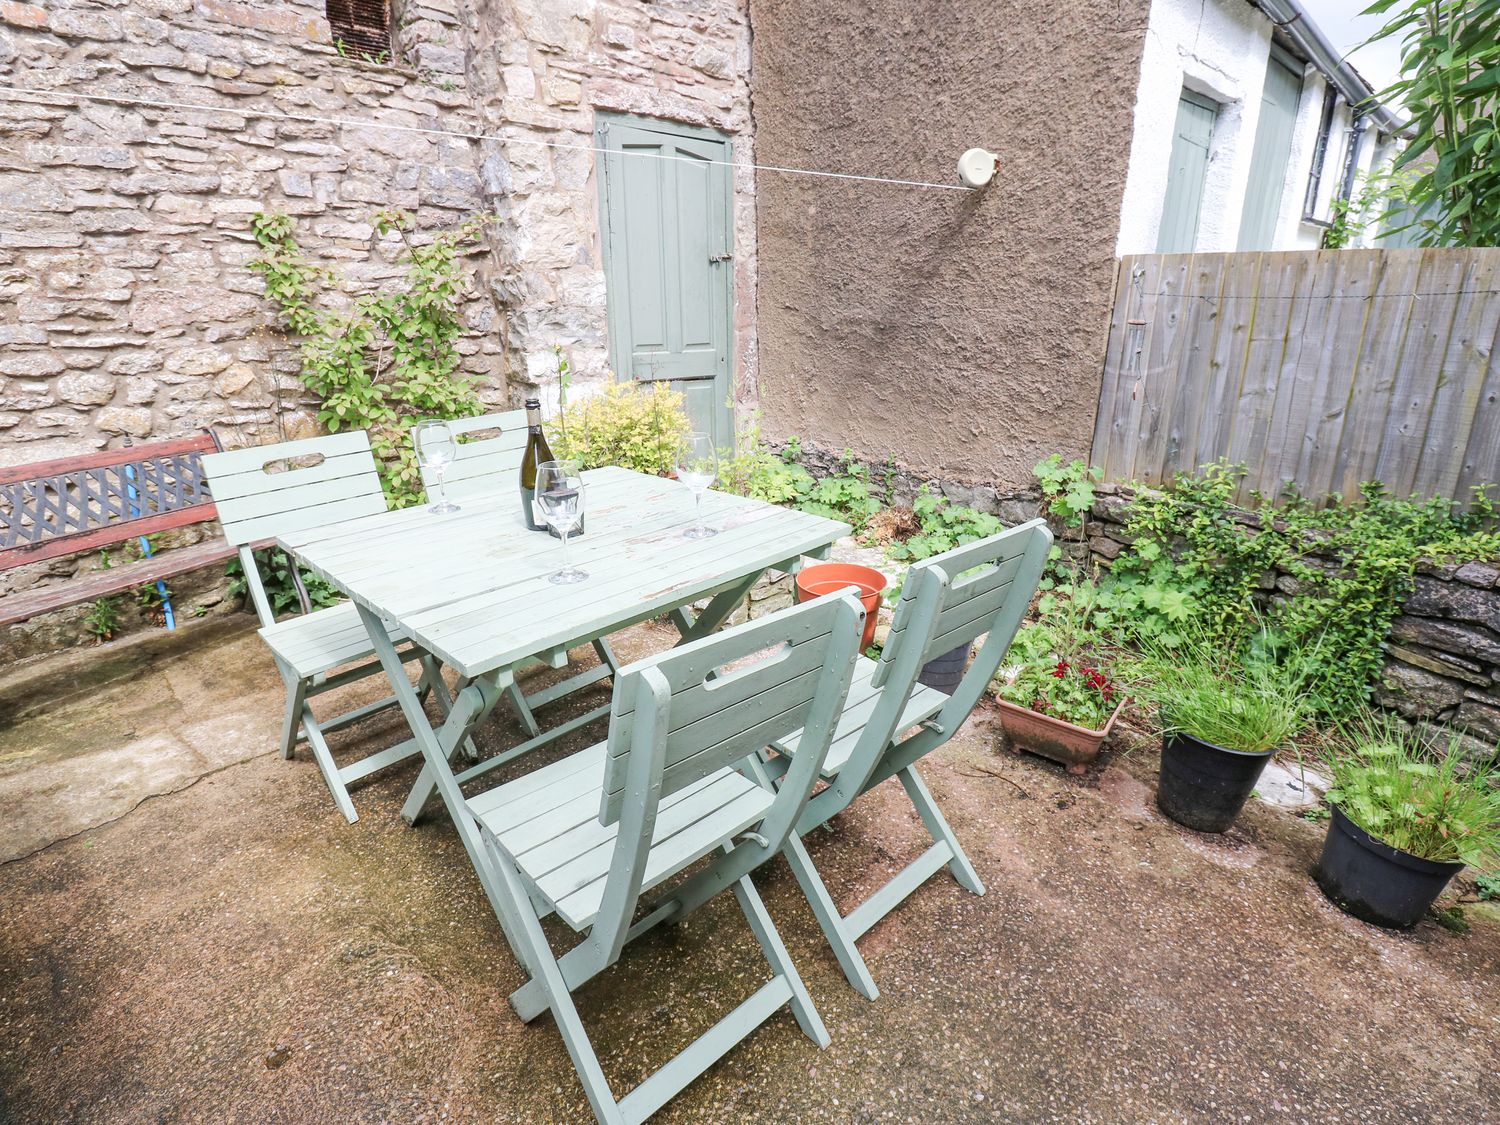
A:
0 614 1497 1123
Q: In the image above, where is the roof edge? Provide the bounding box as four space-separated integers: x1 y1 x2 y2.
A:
1251 0 1406 134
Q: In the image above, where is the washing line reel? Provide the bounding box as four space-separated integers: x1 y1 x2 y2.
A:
956 148 1000 189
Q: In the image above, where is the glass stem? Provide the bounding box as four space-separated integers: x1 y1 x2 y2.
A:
695 491 703 531
559 528 570 572
436 469 447 507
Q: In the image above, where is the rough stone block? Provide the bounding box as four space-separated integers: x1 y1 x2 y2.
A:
0 352 63 378
48 9 122 40
107 351 164 376
56 372 116 406
1402 576 1500 632
1384 644 1491 687
35 145 136 170
1372 660 1465 719
95 406 153 437
1454 700 1500 743
0 2 47 30
1388 616 1500 665
1454 561 1500 589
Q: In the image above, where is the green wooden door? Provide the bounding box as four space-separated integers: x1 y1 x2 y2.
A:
1237 53 1304 249
1157 91 1218 253
597 114 734 448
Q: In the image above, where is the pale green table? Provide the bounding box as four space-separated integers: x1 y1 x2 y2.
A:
275 466 850 824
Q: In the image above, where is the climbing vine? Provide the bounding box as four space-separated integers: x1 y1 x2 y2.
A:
249 209 493 506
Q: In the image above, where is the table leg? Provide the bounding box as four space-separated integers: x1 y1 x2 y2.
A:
355 607 527 921
671 570 764 644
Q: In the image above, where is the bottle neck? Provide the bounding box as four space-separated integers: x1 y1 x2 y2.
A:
525 406 542 430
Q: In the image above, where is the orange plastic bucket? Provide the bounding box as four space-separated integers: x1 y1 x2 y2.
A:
794 562 886 650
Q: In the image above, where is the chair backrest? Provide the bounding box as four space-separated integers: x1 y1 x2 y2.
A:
599 592 865 828
422 410 527 502
836 519 1053 798
201 431 387 625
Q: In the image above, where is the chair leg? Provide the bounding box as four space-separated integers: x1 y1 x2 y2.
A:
482 838 624 1124
781 834 880 1002
731 868 831 1047
898 764 984 895
302 707 359 824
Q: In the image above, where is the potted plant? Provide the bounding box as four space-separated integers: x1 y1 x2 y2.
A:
1128 632 1309 833
994 592 1124 774
1316 720 1500 929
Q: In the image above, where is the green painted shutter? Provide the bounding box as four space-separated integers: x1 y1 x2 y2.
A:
1237 53 1304 250
1158 91 1218 254
597 116 734 449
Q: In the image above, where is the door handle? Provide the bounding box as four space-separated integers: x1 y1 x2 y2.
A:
708 253 733 262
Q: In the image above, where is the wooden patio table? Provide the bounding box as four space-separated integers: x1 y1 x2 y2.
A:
275 466 850 826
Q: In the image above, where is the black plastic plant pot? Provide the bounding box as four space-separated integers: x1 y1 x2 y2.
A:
1156 731 1273 833
1315 804 1465 929
917 643 969 694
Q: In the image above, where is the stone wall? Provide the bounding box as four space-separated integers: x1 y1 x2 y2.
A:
1084 488 1500 761
0 0 503 464
1 0 756 660
785 439 1043 526
459 0 758 396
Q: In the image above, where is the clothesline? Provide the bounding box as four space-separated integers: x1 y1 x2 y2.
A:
0 83 974 193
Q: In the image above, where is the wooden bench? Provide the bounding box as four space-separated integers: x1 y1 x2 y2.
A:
0 432 232 628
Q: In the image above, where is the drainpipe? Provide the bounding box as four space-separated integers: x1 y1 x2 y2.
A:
1339 111 1369 209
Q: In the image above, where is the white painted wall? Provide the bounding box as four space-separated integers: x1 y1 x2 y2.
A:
1115 0 1377 255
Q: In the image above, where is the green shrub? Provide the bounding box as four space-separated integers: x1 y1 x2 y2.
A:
886 486 1002 564
227 549 342 620
547 378 689 476
249 208 490 507
797 452 882 531
715 412 815 505
1324 716 1500 867
1037 458 1500 717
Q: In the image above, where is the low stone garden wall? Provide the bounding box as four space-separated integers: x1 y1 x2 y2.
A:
1084 485 1500 761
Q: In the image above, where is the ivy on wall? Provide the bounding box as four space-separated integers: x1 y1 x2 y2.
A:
1036 458 1500 717
249 209 493 506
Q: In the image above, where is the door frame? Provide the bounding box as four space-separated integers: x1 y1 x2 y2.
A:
593 110 735 444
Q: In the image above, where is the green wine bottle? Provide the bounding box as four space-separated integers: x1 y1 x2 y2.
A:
519 397 553 532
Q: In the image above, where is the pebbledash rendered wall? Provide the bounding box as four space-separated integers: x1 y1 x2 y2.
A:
748 0 1152 493
0 0 755 657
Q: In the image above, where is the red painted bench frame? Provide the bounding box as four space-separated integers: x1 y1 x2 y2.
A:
0 432 234 628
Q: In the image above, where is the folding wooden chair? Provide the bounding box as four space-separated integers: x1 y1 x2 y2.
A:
398 593 865 1124
761 520 1052 1000
203 432 468 823
415 410 623 748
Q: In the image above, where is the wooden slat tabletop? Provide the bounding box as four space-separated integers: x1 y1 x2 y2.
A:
277 467 850 679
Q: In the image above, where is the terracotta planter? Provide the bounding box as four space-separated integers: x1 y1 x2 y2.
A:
794 562 886 650
997 697 1124 774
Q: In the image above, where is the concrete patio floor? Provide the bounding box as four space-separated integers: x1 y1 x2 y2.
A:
1 614 1497 1123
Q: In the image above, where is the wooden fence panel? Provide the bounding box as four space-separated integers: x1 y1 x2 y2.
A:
1090 248 1500 504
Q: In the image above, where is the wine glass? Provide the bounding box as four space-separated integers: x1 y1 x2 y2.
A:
676 431 719 540
536 460 587 585
413 419 459 514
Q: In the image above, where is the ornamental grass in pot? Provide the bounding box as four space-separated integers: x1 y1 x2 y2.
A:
1316 719 1500 929
1129 632 1310 833
994 591 1123 774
